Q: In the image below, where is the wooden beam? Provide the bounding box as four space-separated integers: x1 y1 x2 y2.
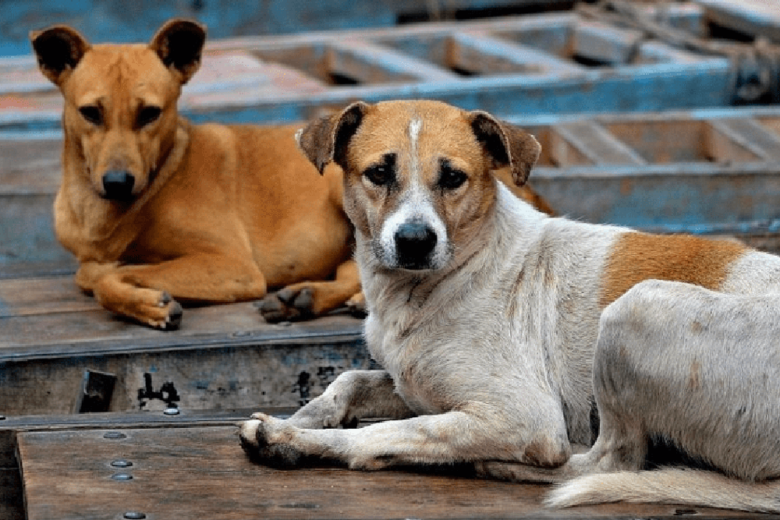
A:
18 425 743 520
696 0 780 42
325 40 461 84
552 121 647 166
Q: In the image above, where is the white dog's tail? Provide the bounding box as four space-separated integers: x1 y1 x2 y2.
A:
545 469 780 514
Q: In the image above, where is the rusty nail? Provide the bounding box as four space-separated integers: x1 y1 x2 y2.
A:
111 473 133 481
163 407 180 416
104 431 127 439
111 459 133 468
123 512 146 519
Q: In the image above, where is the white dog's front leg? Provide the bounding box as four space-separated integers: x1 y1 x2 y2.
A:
285 369 416 429
240 403 571 471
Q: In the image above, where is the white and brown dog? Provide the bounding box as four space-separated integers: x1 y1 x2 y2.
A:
240 100 780 513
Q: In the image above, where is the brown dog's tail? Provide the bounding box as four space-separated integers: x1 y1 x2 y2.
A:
545 468 780 514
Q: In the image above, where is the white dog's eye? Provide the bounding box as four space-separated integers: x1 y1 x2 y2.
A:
363 153 396 187
438 160 467 190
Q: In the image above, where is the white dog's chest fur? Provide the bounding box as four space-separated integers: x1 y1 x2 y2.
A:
359 185 625 444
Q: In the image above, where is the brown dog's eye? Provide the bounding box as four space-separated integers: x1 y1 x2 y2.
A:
438 161 467 191
78 105 102 126
137 106 162 128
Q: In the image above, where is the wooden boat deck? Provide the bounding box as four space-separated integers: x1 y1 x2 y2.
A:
3 2 780 517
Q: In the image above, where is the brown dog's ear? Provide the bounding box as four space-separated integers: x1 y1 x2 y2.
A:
149 19 207 84
296 102 369 174
30 25 90 86
469 111 541 186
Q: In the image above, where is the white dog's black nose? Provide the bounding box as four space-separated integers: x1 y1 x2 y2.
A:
394 221 437 269
102 170 135 201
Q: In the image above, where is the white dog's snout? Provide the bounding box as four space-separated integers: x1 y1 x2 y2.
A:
379 197 449 270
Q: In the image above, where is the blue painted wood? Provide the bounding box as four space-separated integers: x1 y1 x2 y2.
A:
0 10 736 136
0 0 561 57
6 107 780 276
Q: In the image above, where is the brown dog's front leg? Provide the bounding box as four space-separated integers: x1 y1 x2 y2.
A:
80 255 267 329
257 259 363 322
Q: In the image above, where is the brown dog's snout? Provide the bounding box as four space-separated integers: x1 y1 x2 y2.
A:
394 221 438 270
102 170 136 201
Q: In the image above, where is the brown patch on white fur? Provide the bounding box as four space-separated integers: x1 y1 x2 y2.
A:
600 232 747 308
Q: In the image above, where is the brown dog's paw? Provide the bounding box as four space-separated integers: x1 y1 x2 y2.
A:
255 287 314 323
238 413 307 468
346 292 367 318
137 290 183 330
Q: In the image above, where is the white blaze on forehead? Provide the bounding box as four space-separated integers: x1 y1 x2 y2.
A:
408 117 423 177
408 117 423 150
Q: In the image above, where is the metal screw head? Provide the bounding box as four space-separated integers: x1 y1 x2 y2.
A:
111 459 133 468
163 407 180 416
124 512 146 519
104 431 127 439
111 473 133 481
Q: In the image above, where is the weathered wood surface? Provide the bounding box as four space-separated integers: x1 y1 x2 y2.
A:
17 425 765 520
696 0 780 42
0 0 574 57
8 108 780 275
0 6 734 134
0 276 368 415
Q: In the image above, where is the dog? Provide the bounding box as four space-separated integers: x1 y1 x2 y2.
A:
30 19 365 329
239 99 780 513
31 23 553 329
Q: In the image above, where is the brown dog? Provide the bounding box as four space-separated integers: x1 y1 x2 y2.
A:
31 19 364 329
32 20 553 329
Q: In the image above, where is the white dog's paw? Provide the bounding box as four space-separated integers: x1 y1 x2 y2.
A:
238 412 307 468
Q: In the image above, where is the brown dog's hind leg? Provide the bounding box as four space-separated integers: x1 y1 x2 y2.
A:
257 259 363 322
80 255 267 329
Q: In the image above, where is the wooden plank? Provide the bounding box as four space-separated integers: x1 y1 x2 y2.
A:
0 276 97 318
530 161 780 232
0 0 571 57
325 39 461 84
447 32 584 75
0 287 368 415
18 425 755 520
572 20 644 65
696 0 780 42
553 121 647 165
706 118 780 162
0 13 734 134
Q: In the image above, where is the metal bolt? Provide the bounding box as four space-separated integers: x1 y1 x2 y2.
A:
111 459 133 468
163 407 180 416
124 512 146 519
111 473 133 481
104 431 127 439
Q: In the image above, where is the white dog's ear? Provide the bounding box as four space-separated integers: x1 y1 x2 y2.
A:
30 25 90 86
469 111 541 186
150 19 207 85
297 102 370 174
